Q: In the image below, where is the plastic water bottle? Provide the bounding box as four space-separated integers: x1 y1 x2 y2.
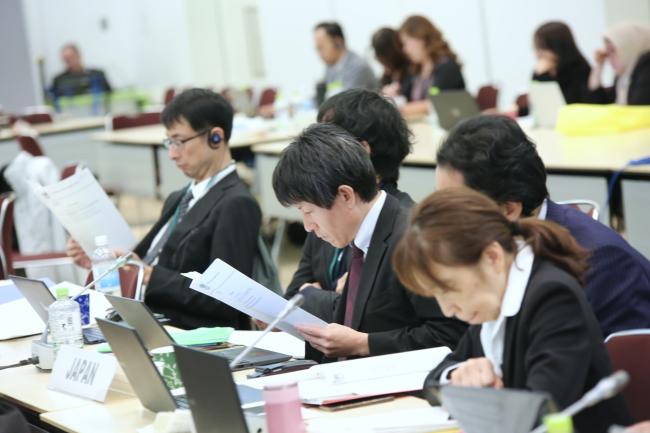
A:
91 235 121 296
48 287 83 352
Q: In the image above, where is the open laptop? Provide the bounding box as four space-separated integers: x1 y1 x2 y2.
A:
104 294 291 368
429 90 481 130
529 80 566 128
9 275 105 344
174 345 266 433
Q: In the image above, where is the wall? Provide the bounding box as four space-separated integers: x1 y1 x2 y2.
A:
0 0 39 112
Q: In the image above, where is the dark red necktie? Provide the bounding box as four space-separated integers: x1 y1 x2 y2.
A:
343 244 364 327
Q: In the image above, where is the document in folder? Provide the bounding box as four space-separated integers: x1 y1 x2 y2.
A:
184 259 327 340
31 167 137 254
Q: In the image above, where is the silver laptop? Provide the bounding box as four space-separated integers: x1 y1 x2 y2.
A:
429 90 481 131
529 80 566 128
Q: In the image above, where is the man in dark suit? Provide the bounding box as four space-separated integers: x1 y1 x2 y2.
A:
434 115 650 338
286 89 414 300
67 89 261 329
273 123 466 361
51 43 112 97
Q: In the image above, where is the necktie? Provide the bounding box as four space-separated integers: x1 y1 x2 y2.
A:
143 189 193 265
343 244 364 327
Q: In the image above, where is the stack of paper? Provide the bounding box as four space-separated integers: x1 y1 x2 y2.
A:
242 347 450 405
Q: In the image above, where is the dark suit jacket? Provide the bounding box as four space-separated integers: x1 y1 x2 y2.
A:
301 194 467 362
402 58 466 102
137 172 261 329
428 260 631 433
285 185 414 299
547 200 650 338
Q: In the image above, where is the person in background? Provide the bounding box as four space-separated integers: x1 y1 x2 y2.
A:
273 123 466 361
67 89 261 330
434 115 650 339
518 21 601 115
393 187 632 433
398 15 465 117
285 88 414 306
314 22 376 101
589 22 650 105
51 43 112 98
371 27 412 103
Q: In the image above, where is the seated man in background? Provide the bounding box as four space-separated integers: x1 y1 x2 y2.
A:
51 43 112 97
435 115 650 338
314 22 376 101
67 89 261 329
273 123 466 361
285 89 414 302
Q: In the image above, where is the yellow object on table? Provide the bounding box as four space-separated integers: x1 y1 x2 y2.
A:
557 104 650 136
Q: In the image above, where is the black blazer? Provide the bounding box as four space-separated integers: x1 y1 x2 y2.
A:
428 260 631 433
137 172 261 330
303 194 467 362
285 185 414 299
593 50 650 105
402 58 466 102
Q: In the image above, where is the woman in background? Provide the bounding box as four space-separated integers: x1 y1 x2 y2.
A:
371 27 411 102
393 188 631 433
398 15 465 116
589 22 650 105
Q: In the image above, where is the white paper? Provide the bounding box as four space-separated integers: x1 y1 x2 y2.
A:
49 345 117 402
0 297 44 340
31 167 137 255
242 347 451 404
307 407 456 433
228 330 305 359
185 259 327 339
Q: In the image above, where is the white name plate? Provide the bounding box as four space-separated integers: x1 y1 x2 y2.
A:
49 346 117 402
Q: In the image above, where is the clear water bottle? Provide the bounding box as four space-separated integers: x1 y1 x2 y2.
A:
48 287 83 352
91 235 121 296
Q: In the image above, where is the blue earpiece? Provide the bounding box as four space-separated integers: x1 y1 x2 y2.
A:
209 133 222 148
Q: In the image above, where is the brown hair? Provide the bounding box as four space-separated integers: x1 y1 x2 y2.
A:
399 15 460 71
372 27 411 86
393 187 590 297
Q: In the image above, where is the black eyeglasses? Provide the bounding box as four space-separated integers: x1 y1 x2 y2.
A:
162 130 208 150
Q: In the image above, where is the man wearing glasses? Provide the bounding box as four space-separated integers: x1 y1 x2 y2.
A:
67 88 261 329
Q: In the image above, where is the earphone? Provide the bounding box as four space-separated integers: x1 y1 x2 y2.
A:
208 132 222 149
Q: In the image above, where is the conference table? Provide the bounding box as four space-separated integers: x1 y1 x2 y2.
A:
0 332 431 433
253 122 650 257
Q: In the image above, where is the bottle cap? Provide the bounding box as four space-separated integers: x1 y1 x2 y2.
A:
544 413 573 433
55 287 69 299
94 235 108 246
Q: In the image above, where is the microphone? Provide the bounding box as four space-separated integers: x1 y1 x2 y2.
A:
73 251 134 300
229 294 305 370
529 371 629 433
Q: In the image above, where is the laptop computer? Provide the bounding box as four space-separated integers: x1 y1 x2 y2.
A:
429 90 481 131
529 80 566 128
96 318 187 412
104 294 292 368
9 275 105 344
174 345 266 433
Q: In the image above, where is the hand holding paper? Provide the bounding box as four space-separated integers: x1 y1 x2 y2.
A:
184 259 327 339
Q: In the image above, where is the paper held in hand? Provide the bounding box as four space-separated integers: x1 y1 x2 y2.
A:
183 259 327 340
31 167 137 255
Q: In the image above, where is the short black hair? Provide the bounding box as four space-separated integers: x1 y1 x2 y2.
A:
436 115 548 216
161 88 234 142
314 22 345 43
273 123 377 209
317 89 412 184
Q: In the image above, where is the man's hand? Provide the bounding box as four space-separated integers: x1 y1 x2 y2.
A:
299 281 322 292
296 323 369 358
66 238 91 269
334 272 348 294
449 357 503 389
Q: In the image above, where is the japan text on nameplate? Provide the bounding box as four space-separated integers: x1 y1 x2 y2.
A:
48 346 117 402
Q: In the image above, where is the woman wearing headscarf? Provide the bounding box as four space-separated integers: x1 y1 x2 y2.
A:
589 22 650 105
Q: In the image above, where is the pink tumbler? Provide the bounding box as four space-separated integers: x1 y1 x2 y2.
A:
263 382 306 433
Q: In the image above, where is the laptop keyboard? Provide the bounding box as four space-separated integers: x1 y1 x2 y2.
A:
82 327 106 344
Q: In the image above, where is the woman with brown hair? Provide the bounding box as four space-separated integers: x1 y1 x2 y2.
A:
398 15 465 116
393 188 631 433
371 27 412 99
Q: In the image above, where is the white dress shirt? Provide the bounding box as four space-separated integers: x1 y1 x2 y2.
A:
352 190 386 256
